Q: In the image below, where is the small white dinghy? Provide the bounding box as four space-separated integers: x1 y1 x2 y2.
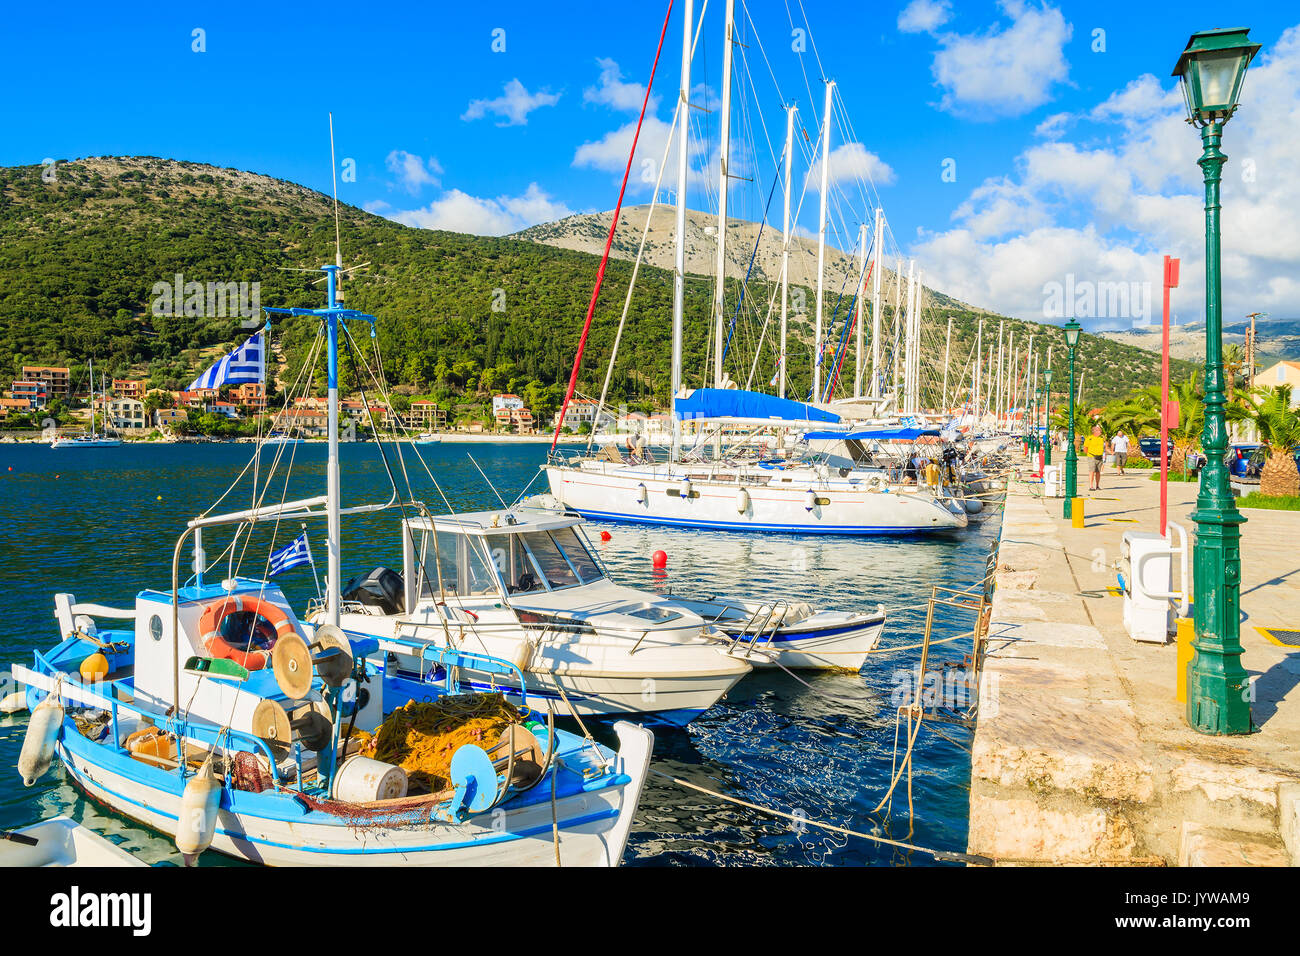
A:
0 817 146 867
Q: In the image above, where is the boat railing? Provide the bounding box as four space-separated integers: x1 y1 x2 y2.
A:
379 632 529 707
22 650 285 784
725 600 790 656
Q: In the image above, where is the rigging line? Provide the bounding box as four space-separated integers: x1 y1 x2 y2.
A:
719 152 783 372
825 258 875 401
585 90 685 456
551 0 674 453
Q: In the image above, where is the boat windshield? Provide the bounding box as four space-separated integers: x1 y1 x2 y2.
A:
548 526 603 583
519 532 580 589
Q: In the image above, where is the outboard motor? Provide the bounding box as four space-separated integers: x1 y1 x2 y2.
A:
342 567 405 615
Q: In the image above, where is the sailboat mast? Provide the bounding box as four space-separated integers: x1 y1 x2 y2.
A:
870 208 882 399
892 256 902 402
974 318 983 417
670 0 693 461
903 260 915 413
712 0 735 388
324 265 342 627
813 79 834 402
995 321 1004 432
942 315 952 413
854 222 866 397
779 103 795 399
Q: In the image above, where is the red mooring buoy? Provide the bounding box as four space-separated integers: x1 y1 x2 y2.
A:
600 530 612 541
651 549 667 568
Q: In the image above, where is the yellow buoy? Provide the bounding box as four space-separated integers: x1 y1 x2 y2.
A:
80 652 111 683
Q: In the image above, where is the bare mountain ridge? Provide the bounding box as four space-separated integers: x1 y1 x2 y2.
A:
513 205 984 314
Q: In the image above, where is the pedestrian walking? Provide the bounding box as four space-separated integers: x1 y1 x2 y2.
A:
1084 425 1105 491
1112 431 1130 476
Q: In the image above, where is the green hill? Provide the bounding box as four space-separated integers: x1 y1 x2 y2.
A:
0 156 1194 420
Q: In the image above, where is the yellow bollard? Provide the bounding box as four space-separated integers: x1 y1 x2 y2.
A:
1175 617 1195 703
1071 497 1085 528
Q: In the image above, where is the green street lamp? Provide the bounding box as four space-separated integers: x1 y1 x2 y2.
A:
1044 366 1053 466
1062 319 1081 518
1174 27 1260 736
1035 386 1045 454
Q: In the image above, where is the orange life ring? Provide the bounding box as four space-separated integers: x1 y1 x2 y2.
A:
198 595 297 671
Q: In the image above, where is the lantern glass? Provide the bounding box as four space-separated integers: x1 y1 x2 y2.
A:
1172 29 1260 125
1044 368 1054 386
1063 321 1081 349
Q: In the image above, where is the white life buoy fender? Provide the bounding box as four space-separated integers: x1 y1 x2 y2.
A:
199 594 296 671
804 488 817 511
736 486 750 513
680 478 692 499
634 482 647 504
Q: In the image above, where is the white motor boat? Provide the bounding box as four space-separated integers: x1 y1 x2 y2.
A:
0 817 145 867
323 507 753 726
661 597 885 671
412 432 441 444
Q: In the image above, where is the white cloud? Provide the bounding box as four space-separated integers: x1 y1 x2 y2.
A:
898 0 952 34
384 183 574 236
584 58 658 112
1034 112 1072 139
913 25 1300 330
931 0 1072 118
805 141 896 190
385 150 442 194
462 79 561 126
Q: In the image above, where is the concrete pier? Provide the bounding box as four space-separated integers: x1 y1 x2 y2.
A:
969 461 1300 865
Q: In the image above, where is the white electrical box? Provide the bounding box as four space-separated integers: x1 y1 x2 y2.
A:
1043 464 1063 498
1119 525 1188 644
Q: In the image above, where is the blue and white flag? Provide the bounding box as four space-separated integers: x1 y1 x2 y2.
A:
268 532 312 577
900 415 921 429
188 331 265 391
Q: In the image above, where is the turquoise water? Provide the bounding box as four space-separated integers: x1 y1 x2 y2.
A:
0 441 996 866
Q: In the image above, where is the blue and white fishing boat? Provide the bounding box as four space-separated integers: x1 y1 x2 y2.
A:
10 264 653 867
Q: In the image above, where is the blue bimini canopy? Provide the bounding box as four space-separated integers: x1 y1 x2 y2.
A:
675 388 844 429
802 426 941 441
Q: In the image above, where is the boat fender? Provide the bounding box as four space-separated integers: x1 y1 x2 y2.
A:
680 478 692 499
176 755 222 865
18 687 63 786
0 690 27 714
804 489 817 512
736 487 750 514
199 594 298 671
635 482 647 505
512 635 537 672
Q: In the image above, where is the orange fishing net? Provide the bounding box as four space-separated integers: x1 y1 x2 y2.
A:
354 693 520 794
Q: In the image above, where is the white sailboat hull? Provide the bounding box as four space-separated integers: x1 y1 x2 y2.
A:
544 463 967 534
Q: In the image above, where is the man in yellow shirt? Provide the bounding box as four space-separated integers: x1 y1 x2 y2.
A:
1084 425 1106 490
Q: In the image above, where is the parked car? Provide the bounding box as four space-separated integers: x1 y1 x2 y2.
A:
1227 443 1264 478
1138 436 1172 463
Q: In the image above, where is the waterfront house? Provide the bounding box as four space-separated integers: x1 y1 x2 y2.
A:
21 366 70 398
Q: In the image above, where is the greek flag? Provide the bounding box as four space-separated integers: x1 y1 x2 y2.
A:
187 331 265 391
900 415 921 429
268 532 312 577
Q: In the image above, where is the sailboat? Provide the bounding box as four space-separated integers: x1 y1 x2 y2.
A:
50 360 122 448
541 0 967 535
11 264 653 866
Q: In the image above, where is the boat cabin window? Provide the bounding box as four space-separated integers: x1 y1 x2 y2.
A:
520 531 580 589
549 526 603 583
417 529 503 598
488 535 544 595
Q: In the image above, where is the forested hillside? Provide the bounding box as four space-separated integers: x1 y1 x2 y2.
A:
0 157 1192 421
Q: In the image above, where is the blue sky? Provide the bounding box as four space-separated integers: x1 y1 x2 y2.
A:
4 1 1298 328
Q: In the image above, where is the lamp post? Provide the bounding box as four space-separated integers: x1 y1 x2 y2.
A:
1174 27 1260 735
1043 367 1054 466
1062 319 1081 518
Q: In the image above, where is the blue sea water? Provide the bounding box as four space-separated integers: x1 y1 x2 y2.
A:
0 441 997 866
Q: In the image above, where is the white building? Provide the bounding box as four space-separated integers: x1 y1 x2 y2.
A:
106 396 146 431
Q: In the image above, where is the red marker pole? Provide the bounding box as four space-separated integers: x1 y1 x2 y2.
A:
1160 255 1180 536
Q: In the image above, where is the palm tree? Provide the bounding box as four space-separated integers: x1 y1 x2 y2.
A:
1251 384 1300 498
1162 375 1205 474
1104 396 1161 456
1223 343 1247 401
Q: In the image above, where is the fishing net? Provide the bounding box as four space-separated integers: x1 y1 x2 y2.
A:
353 693 520 795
